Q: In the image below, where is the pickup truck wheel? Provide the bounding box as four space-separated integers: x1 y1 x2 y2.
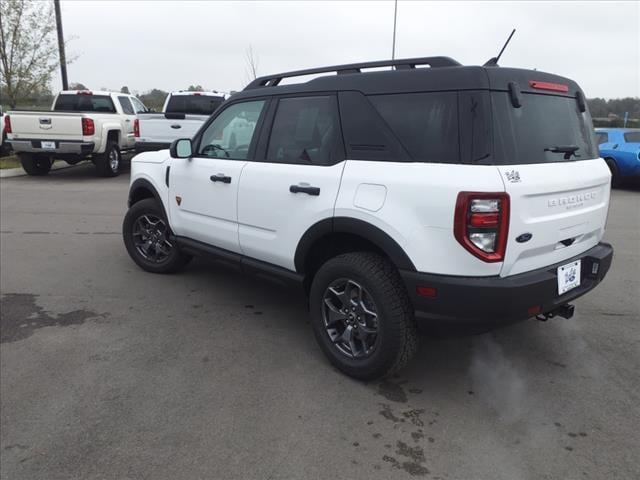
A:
95 141 121 177
122 198 191 273
309 252 418 380
604 157 621 188
19 153 52 176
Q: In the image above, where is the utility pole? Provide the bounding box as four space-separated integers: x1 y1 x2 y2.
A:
391 0 398 60
54 0 68 90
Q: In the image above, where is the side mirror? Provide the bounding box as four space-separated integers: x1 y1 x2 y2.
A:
170 138 193 158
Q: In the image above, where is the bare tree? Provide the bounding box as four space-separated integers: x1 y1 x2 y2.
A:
244 44 259 85
0 0 59 108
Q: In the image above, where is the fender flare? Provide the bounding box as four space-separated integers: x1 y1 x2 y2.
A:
294 217 416 273
128 178 166 215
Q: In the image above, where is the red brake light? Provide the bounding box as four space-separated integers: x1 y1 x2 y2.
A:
454 192 510 262
76 90 93 95
133 118 140 137
529 81 569 93
4 115 11 134
416 286 437 298
82 117 95 136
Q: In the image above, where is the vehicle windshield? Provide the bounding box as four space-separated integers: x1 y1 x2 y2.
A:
54 94 116 113
491 92 597 165
166 95 224 115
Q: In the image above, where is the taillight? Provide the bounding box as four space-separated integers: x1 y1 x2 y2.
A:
4 115 11 134
133 118 140 137
454 192 510 262
81 117 95 136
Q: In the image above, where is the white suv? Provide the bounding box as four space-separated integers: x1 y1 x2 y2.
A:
123 57 614 379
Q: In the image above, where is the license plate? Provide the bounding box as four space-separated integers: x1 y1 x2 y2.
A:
557 260 581 295
41 141 56 150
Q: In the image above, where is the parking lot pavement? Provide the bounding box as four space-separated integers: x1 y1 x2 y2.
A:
0 163 638 480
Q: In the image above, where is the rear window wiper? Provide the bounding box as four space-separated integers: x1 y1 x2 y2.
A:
544 145 581 160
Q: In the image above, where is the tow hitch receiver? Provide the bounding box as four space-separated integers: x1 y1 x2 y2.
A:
536 304 575 321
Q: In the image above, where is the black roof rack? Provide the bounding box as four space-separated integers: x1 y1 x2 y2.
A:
244 56 462 90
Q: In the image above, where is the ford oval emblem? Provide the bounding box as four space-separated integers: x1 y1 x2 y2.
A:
516 233 533 243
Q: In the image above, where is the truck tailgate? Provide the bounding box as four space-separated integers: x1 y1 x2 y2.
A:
138 114 208 144
8 111 83 141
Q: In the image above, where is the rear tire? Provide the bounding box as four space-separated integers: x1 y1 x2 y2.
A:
605 157 621 188
19 153 52 176
95 141 121 177
122 198 191 273
309 252 418 380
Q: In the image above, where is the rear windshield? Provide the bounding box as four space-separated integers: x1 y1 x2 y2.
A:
492 92 597 165
166 95 224 115
624 131 640 143
54 94 116 113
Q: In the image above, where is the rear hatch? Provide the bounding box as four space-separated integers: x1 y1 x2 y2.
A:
486 70 610 277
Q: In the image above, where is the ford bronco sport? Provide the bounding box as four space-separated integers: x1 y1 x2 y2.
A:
123 56 613 379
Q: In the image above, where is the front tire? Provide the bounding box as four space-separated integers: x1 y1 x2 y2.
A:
19 153 52 176
605 157 621 188
309 252 418 380
95 141 121 177
122 198 191 273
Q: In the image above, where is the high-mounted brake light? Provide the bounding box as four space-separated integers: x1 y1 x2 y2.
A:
76 90 93 95
454 192 510 262
4 115 11 134
529 81 568 93
133 118 140 137
82 117 95 136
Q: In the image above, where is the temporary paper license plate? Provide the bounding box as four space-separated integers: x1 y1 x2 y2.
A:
557 260 581 295
41 141 56 150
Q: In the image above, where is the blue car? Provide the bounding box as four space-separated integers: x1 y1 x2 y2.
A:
595 128 640 186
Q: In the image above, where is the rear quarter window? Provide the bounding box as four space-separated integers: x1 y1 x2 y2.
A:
368 92 459 163
623 131 640 143
54 95 116 113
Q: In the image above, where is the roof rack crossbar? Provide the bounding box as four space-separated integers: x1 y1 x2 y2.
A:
244 56 461 90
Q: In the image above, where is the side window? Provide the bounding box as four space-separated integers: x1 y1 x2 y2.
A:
131 97 148 113
197 100 265 160
595 132 609 144
623 131 640 143
368 92 459 163
118 96 135 115
266 96 342 166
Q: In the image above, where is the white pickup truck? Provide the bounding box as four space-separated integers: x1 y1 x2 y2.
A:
5 90 149 176
135 91 225 152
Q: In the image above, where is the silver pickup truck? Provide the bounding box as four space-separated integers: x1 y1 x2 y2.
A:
6 90 149 176
135 91 225 152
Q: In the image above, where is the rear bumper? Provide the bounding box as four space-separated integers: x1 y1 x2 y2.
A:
400 242 613 326
135 141 170 153
9 140 94 155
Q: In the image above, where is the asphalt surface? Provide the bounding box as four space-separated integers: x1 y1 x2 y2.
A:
1 163 639 480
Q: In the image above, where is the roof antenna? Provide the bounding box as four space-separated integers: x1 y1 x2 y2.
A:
483 29 516 67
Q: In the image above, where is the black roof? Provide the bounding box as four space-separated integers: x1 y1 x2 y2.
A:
232 56 582 101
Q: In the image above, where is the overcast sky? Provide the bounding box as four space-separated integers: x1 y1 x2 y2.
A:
55 0 639 99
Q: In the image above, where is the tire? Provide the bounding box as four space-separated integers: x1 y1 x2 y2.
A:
95 141 121 177
309 252 418 380
19 153 52 176
605 157 621 188
122 198 191 273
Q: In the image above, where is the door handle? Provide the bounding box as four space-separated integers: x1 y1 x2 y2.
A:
171 124 182 129
290 184 320 196
210 174 232 184
125 119 131 123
